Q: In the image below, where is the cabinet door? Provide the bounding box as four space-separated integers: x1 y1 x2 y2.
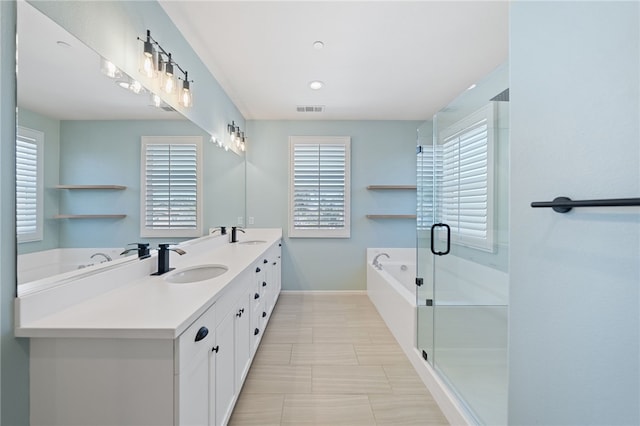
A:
235 291 251 387
214 310 235 426
180 347 209 426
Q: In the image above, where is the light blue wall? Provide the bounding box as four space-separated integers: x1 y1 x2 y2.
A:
246 120 420 291
509 2 639 424
0 2 29 425
16 109 61 254
58 119 244 248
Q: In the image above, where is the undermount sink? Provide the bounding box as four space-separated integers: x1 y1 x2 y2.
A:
238 240 267 245
165 264 228 284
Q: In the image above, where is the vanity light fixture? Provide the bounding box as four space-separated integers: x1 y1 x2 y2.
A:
226 121 247 152
138 29 194 107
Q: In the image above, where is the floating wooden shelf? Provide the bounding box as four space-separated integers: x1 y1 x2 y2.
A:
54 214 127 219
366 214 417 219
55 185 126 190
367 185 416 190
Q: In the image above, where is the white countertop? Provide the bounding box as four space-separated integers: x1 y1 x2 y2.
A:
15 229 282 340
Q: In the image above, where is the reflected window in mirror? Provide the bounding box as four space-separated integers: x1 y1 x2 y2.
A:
16 126 44 243
141 136 203 238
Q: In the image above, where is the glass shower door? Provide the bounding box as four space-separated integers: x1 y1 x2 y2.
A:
417 63 509 425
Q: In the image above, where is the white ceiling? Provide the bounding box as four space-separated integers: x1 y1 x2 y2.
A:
159 1 509 121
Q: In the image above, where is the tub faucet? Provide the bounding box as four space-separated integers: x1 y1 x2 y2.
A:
90 252 112 263
152 244 186 276
372 253 390 270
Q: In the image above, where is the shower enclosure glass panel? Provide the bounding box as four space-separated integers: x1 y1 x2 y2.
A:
417 63 509 425
416 121 434 365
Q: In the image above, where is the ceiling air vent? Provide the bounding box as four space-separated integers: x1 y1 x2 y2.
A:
296 105 325 113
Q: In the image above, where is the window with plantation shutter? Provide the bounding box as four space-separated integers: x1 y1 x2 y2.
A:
289 136 351 238
16 126 44 243
439 103 495 251
141 136 202 238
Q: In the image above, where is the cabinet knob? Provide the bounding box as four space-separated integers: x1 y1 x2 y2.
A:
263 259 268 264
194 326 209 342
262 281 267 287
262 311 267 318
212 345 219 353
254 293 260 299
254 328 260 336
256 267 261 273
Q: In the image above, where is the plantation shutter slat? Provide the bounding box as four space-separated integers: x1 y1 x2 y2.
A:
290 137 351 238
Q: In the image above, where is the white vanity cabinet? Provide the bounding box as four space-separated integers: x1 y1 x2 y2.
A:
22 232 283 426
177 267 256 426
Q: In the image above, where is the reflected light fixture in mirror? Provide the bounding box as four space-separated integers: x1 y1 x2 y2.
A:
227 121 247 151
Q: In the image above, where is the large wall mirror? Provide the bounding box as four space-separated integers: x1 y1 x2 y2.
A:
16 1 246 295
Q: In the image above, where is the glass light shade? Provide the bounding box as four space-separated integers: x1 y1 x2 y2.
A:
179 79 192 108
162 72 175 94
142 54 155 78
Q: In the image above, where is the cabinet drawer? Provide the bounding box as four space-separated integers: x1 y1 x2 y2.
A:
176 304 216 372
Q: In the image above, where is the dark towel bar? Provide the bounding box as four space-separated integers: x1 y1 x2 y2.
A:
531 196 640 213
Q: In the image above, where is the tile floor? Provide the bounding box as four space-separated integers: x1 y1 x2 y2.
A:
229 292 448 425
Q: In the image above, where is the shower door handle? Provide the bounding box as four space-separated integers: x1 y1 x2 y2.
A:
430 223 450 256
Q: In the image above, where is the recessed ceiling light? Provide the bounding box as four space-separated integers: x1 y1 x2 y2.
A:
309 80 324 90
313 41 324 50
466 83 477 91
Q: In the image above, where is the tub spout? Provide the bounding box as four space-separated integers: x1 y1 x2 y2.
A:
372 253 390 270
90 252 112 263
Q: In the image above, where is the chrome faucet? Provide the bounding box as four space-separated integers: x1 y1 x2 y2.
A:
372 253 390 270
90 252 112 263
